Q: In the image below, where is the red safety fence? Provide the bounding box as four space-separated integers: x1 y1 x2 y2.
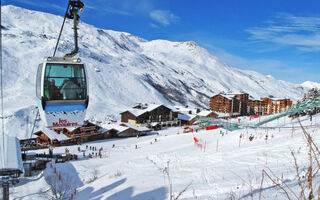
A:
206 125 217 130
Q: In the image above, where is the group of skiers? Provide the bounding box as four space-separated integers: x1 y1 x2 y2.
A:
77 145 104 158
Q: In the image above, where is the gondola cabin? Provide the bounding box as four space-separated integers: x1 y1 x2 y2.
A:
36 57 89 128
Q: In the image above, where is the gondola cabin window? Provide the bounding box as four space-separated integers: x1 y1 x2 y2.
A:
44 64 86 101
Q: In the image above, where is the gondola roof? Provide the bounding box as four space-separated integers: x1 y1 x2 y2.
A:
0 135 24 176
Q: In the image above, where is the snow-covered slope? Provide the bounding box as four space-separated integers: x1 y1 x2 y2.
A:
10 114 320 199
2 5 306 138
301 81 320 90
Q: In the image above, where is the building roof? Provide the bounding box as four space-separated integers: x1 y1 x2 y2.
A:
123 104 165 117
174 105 198 115
108 124 129 133
215 112 239 118
35 128 70 141
100 128 109 134
178 113 196 121
122 123 150 132
0 135 24 175
215 112 230 118
105 123 150 133
220 94 238 100
197 110 214 117
65 127 77 132
249 96 260 101
212 93 249 100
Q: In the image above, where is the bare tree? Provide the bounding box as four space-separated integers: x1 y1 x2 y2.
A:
261 118 320 199
86 168 99 183
45 172 75 200
162 161 192 200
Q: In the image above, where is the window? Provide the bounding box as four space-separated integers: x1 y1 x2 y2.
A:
44 63 86 100
36 64 43 98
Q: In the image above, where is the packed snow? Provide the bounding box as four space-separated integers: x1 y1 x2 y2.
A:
7 113 320 199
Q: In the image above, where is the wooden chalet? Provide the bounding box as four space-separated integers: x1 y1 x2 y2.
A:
34 128 72 146
120 103 179 128
32 121 115 148
62 121 113 143
20 138 45 151
110 123 151 137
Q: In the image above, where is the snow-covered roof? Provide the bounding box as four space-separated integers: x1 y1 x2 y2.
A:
100 128 109 134
178 113 196 121
65 127 77 132
106 124 129 133
197 110 214 117
122 123 150 132
215 112 230 118
125 104 163 117
220 94 236 100
150 122 160 126
36 128 70 141
166 105 179 112
0 135 24 174
272 98 289 101
174 106 198 115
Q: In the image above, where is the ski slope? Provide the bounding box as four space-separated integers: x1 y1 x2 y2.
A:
8 113 320 199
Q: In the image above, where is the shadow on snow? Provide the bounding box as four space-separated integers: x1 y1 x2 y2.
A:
76 178 166 200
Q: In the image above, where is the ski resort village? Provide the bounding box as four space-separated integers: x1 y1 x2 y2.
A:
1 1 320 200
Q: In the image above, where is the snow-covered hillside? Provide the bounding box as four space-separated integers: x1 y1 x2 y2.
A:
2 5 306 138
301 81 320 90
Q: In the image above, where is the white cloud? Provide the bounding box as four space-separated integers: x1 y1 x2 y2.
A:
149 10 180 26
246 13 320 51
150 23 159 28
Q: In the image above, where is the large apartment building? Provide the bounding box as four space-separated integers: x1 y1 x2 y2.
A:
210 93 292 116
260 97 292 115
210 93 248 116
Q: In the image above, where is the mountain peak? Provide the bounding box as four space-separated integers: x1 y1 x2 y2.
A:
301 81 320 89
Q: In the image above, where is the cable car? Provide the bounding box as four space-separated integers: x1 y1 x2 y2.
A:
36 57 89 128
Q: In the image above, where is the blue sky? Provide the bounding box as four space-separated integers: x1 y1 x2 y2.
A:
3 0 320 84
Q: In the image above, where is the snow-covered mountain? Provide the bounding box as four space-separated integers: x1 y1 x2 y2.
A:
301 81 320 90
2 5 306 138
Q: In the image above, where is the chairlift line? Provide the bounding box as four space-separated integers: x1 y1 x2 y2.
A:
36 0 89 129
